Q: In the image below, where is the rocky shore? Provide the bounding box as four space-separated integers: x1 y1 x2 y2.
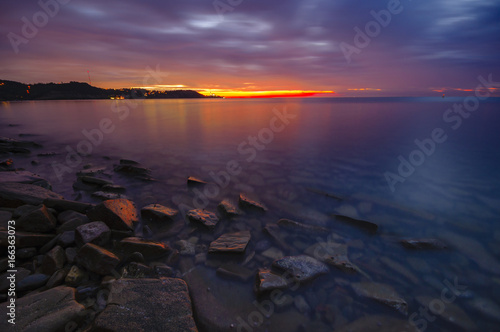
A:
0 135 496 331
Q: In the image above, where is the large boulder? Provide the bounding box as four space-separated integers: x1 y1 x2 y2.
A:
87 199 138 231
77 243 120 275
17 204 57 233
0 183 63 208
75 221 111 247
94 278 198 331
0 286 85 331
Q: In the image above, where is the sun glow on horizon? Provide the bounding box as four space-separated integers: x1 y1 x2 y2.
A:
200 89 335 98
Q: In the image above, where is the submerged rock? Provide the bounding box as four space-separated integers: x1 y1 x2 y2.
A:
468 296 500 323
400 238 447 250
305 242 362 275
256 269 290 293
91 191 127 200
272 255 328 283
0 182 63 208
239 193 267 212
187 176 207 186
187 209 219 229
216 264 254 281
94 278 198 331
209 231 251 253
217 199 240 217
0 170 52 189
87 198 138 231
141 204 178 222
416 295 477 330
352 282 408 315
332 214 378 233
0 286 85 331
77 243 120 275
277 218 329 234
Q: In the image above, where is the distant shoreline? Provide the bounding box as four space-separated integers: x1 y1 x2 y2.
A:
0 79 222 101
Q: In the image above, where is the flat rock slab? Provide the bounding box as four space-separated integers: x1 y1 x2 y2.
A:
400 238 447 250
77 243 120 275
0 170 51 189
272 255 328 283
141 204 178 222
352 282 408 315
44 198 94 213
87 198 138 231
119 237 170 258
0 286 85 332
209 231 251 253
187 176 207 185
187 209 219 229
94 278 198 332
0 182 63 208
239 194 267 211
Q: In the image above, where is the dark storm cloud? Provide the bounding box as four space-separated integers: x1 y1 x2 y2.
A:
1 0 499 94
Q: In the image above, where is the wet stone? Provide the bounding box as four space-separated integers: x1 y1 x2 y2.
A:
187 176 207 186
77 243 120 275
17 273 50 293
17 204 57 233
352 282 408 315
333 214 378 233
400 238 447 250
91 191 128 200
17 247 37 260
141 204 178 222
0 170 52 189
0 286 85 332
216 264 254 281
187 209 219 229
94 278 198 332
0 182 63 208
217 199 240 217
57 231 75 247
75 221 111 247
87 198 138 231
277 218 329 234
101 184 126 193
209 231 251 253
42 245 66 275
65 265 87 286
119 237 170 258
239 193 267 212
272 255 329 283
256 269 290 293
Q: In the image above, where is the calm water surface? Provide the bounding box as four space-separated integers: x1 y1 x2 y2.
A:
1 98 500 331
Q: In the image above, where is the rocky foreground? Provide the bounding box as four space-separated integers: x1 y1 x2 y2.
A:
0 135 497 331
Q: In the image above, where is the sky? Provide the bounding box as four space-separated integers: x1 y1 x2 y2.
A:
1 0 500 97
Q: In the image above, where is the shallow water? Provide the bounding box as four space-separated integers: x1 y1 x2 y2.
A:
1 98 500 331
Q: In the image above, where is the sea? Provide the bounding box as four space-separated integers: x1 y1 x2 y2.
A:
1 97 500 331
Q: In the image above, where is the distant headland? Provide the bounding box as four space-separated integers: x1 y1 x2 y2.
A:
0 79 221 101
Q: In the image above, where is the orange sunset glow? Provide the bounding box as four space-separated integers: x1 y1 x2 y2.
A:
202 89 335 98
